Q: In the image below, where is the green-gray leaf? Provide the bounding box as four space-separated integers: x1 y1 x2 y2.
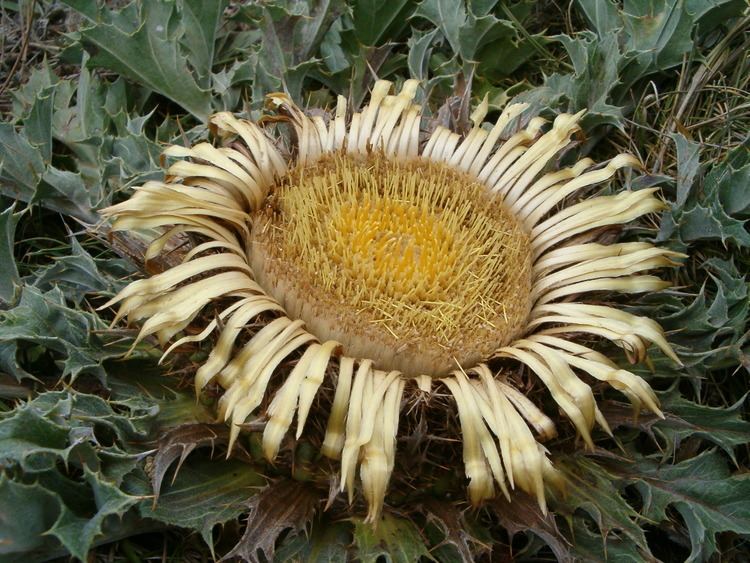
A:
554 456 652 557
274 518 351 563
0 477 63 558
574 0 621 37
0 206 21 305
48 467 140 560
626 450 750 563
65 0 212 120
352 513 434 563
601 389 750 463
178 0 227 84
130 456 265 554
353 0 413 46
0 123 46 197
0 286 122 381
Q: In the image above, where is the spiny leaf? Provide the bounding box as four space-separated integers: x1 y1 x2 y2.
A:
671 132 702 209
520 0 746 132
64 0 213 120
515 30 624 130
554 456 652 559
620 450 750 563
620 0 695 87
107 362 216 429
407 28 440 82
421 499 489 563
352 0 413 46
48 466 140 561
0 476 64 558
490 492 572 562
677 203 750 246
222 480 318 563
557 31 624 126
36 166 102 224
102 112 163 186
30 235 132 305
319 16 351 75
211 58 257 111
686 0 749 34
352 513 434 563
0 340 33 382
3 57 164 222
1 391 154 460
129 455 265 556
566 515 652 563
412 0 536 77
574 0 621 37
659 135 750 247
283 0 347 63
178 0 228 84
151 423 237 503
0 286 123 382
32 391 154 446
24 85 55 163
412 0 465 57
0 65 143 223
0 472 147 561
578 0 746 92
274 516 351 562
601 390 750 462
0 390 156 560
645 257 748 370
0 206 21 305
0 123 46 202
10 63 60 119
239 0 345 102
0 403 77 472
712 137 750 216
65 52 108 142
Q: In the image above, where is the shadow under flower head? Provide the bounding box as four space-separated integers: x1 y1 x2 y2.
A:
100 79 682 524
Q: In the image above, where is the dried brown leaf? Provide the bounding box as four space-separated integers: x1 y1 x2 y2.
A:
490 491 572 563
427 70 475 136
422 499 487 563
151 423 238 504
93 225 190 275
222 480 319 563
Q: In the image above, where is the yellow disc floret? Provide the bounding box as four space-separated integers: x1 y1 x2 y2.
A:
328 197 460 304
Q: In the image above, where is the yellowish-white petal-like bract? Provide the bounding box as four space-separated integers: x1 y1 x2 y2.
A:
100 80 680 523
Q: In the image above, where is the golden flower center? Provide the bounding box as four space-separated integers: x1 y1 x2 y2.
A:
329 198 460 303
250 152 533 376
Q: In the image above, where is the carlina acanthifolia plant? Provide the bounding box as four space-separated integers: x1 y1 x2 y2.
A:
100 79 682 522
1 1 749 561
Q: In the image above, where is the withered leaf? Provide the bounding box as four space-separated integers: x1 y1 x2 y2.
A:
151 423 238 504
222 480 319 563
490 491 572 563
421 499 484 563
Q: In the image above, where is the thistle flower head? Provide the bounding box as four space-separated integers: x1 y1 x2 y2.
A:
251 152 533 376
101 79 681 523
